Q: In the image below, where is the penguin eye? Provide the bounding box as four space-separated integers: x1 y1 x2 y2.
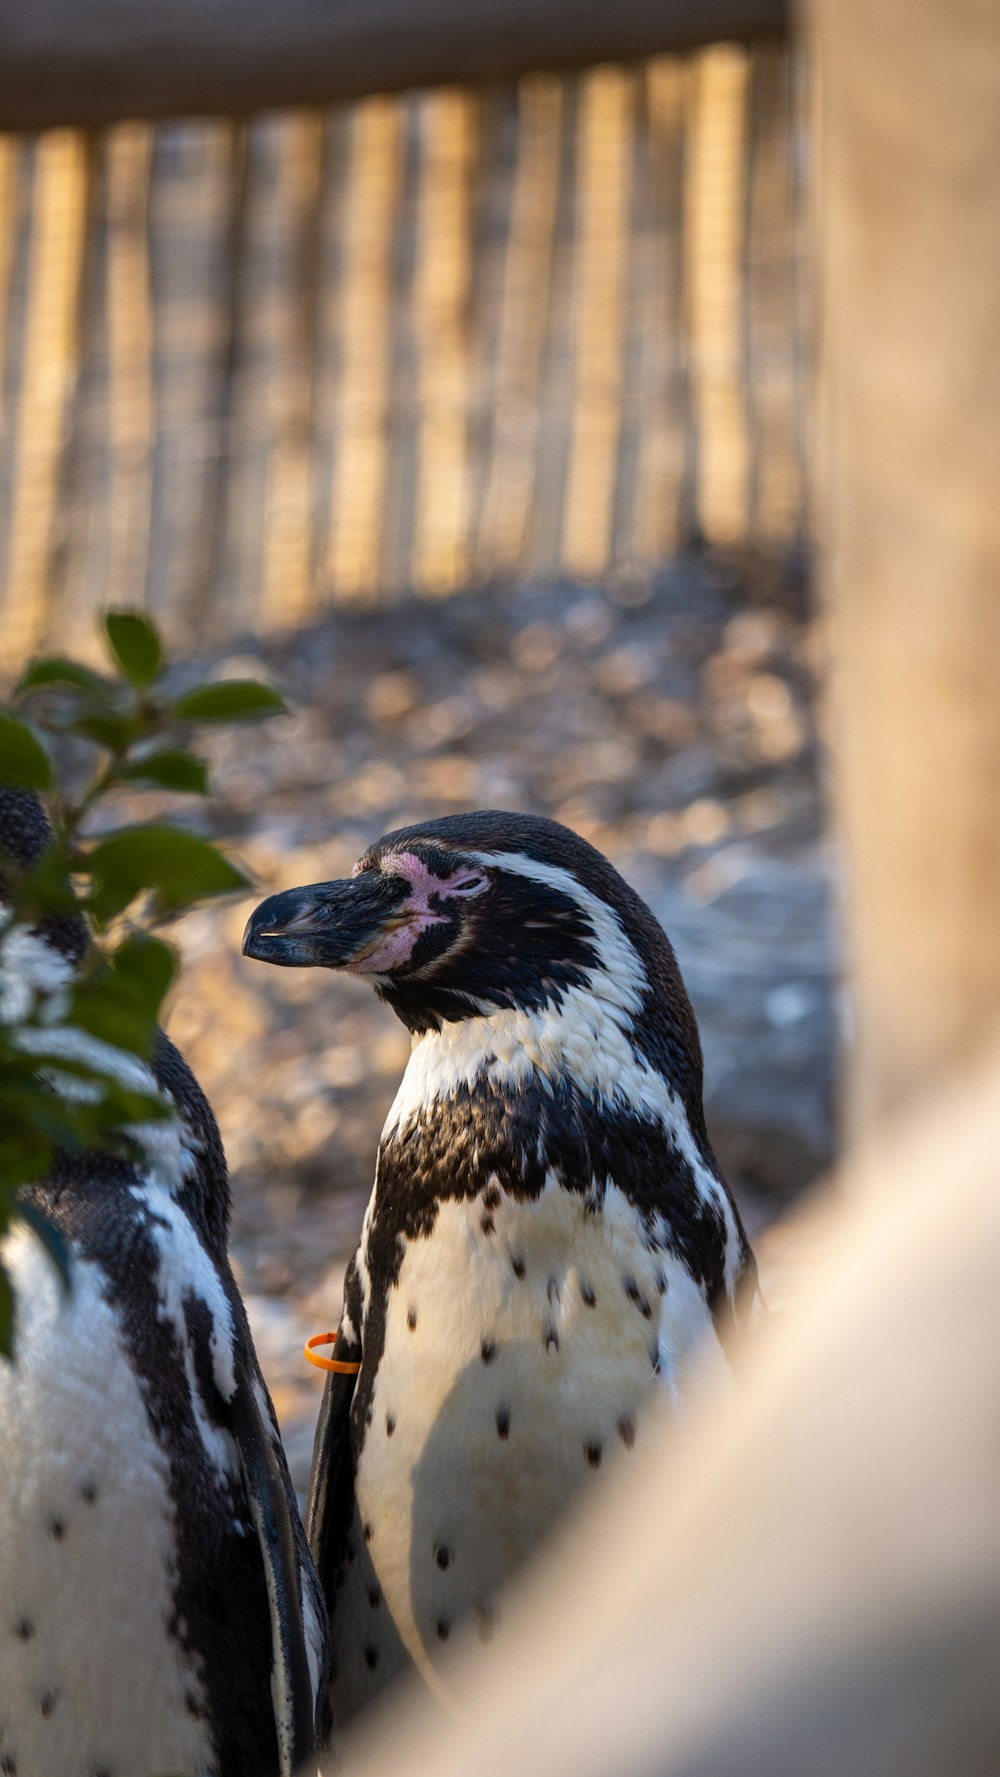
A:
447 875 488 897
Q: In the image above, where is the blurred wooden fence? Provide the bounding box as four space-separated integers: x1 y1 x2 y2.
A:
0 44 807 663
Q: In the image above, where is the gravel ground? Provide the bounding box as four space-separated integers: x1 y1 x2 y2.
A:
151 556 836 1487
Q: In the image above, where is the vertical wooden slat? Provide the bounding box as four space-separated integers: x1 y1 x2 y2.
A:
5 131 89 658
147 120 242 636
0 138 22 449
219 118 278 630
684 45 751 548
476 75 562 581
261 110 325 627
412 88 476 596
369 97 420 600
460 88 513 581
631 58 690 560
55 138 109 654
744 44 801 545
191 120 249 633
0 137 26 595
326 95 402 602
523 78 575 578
561 66 633 579
105 122 155 609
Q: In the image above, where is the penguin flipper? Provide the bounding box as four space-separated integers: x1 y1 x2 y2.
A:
228 1365 320 1776
305 1361 358 1621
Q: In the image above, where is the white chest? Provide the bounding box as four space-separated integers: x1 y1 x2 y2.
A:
332 1176 709 1715
0 1224 217 1777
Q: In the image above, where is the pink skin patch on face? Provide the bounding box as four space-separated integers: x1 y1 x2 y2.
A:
344 850 487 975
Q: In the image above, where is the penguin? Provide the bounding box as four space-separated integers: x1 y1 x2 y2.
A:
0 787 329 1777
242 810 763 1728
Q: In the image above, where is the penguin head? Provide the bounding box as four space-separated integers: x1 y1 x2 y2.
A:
244 813 598 1025
243 811 705 1105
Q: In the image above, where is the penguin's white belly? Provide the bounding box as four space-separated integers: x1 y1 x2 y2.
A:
334 1178 710 1715
0 1224 216 1777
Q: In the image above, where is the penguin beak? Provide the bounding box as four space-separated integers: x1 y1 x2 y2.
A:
242 874 409 969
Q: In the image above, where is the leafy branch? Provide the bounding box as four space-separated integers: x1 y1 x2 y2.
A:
0 610 288 1354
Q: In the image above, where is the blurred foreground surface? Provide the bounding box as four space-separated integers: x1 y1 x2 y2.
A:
147 558 831 1484
339 1046 1000 1777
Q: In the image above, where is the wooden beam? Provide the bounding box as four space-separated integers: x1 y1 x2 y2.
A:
816 0 1000 1137
0 0 787 132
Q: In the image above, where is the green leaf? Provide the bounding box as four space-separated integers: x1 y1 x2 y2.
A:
2 842 79 925
0 1074 89 1150
173 679 287 724
0 1139 55 1191
91 1082 173 1128
16 657 111 700
112 934 178 1016
18 1201 72 1294
0 1262 12 1359
9 1046 170 1129
0 712 53 791
66 712 139 753
104 611 163 688
71 935 177 1055
123 750 209 795
68 988 151 1057
86 824 249 922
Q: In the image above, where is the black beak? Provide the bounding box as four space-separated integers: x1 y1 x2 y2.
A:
242 873 408 969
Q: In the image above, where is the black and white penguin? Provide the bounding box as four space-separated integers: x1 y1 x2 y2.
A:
243 810 763 1726
0 788 329 1777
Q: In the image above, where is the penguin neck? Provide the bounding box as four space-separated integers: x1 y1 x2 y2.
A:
374 981 736 1274
371 1002 746 1329
381 989 701 1162
383 995 618 1144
